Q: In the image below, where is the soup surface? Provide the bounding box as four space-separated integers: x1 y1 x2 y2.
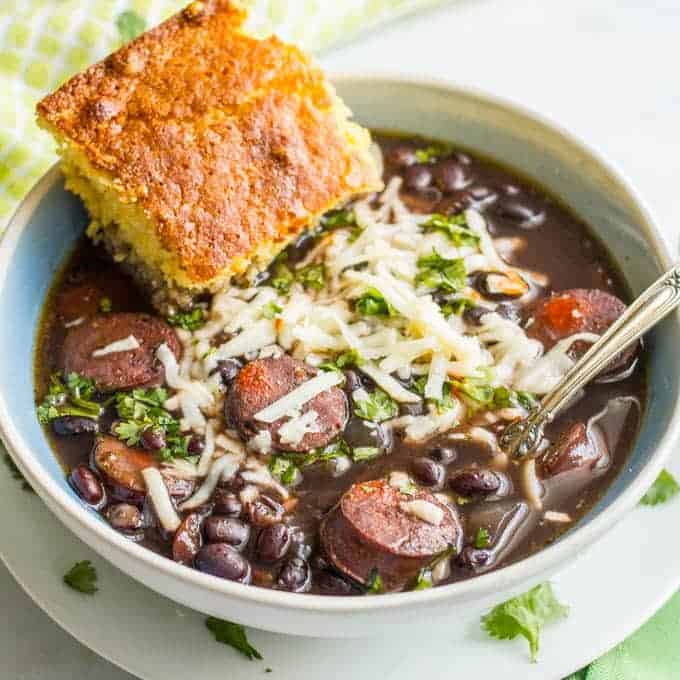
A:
35 133 645 595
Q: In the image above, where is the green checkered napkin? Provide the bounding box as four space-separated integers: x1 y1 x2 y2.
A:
0 2 678 678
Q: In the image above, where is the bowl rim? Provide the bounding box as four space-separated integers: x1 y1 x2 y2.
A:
1 73 679 615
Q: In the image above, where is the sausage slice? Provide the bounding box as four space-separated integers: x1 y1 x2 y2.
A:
537 422 606 478
524 289 636 375
320 479 462 591
225 355 348 452
62 313 181 392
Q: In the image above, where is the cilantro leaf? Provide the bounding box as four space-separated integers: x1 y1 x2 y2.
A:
319 349 364 372
414 142 452 164
269 456 299 485
411 376 457 413
474 527 491 549
296 263 325 291
98 296 112 313
261 301 282 320
3 453 34 492
63 560 98 594
270 261 294 295
320 208 356 231
416 250 466 294
206 618 262 660
167 308 205 331
422 213 480 248
365 568 384 594
440 297 476 318
641 469 679 506
355 288 398 317
116 10 146 43
37 372 101 425
352 446 381 462
353 388 398 423
481 582 568 662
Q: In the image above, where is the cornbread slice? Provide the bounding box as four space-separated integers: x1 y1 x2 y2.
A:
37 0 381 312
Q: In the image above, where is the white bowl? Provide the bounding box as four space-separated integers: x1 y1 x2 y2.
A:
1 76 678 637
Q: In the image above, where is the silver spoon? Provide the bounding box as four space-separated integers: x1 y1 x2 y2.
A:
501 263 680 459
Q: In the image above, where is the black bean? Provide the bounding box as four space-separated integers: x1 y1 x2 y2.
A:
255 523 291 562
204 516 250 550
449 468 502 498
463 185 497 208
214 358 242 384
456 545 491 570
454 151 472 165
248 495 285 526
195 543 251 582
141 428 165 451
494 201 545 229
403 164 433 191
429 446 457 464
411 457 444 486
317 571 357 595
386 144 416 167
51 416 99 436
432 159 471 192
277 557 311 592
106 503 143 532
212 489 242 517
401 186 443 214
187 435 205 455
343 417 389 451
342 369 363 394
463 305 495 326
172 513 203 565
310 554 330 571
495 303 521 325
69 464 105 506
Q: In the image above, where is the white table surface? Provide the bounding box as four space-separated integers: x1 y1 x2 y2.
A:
3 0 679 677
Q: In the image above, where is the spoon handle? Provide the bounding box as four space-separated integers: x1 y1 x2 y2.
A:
501 264 680 459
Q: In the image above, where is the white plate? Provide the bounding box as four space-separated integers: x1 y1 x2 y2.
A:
2 448 678 680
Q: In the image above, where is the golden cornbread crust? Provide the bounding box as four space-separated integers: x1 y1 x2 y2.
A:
37 0 380 290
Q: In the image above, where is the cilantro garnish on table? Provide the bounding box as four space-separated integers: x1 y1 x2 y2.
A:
481 582 569 662
63 560 98 595
206 617 262 660
36 372 102 425
641 469 679 506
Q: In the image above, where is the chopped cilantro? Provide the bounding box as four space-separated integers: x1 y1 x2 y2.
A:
167 308 205 331
320 208 356 231
413 545 457 591
112 388 190 462
270 259 294 295
296 263 325 291
98 296 112 313
411 376 457 413
422 213 480 248
353 388 398 423
319 349 364 372
481 582 568 662
352 446 381 462
440 297 476 318
36 372 101 425
641 469 679 506
414 142 452 164
206 617 262 661
450 375 537 413
269 456 299 486
63 560 98 595
415 249 466 294
262 301 283 320
202 346 217 360
286 439 351 469
116 10 146 43
3 453 34 492
474 527 491 549
355 288 397 317
365 568 384 594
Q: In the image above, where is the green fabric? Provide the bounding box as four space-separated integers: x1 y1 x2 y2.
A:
565 591 680 680
0 1 678 676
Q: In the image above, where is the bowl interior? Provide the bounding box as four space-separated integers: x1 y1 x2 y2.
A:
0 79 677 572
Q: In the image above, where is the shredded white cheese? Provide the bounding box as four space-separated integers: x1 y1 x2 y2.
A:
544 510 572 523
248 430 273 455
254 371 343 423
399 499 444 526
142 468 181 532
278 409 320 446
92 335 140 357
179 453 243 511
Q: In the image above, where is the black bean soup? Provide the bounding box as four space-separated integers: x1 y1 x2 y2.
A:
35 132 645 595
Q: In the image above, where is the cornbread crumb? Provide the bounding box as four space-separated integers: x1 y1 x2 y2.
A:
37 0 381 311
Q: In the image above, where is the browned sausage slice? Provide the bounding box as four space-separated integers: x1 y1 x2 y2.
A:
225 355 348 452
62 313 181 392
320 479 462 591
537 422 606 478
524 289 637 375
